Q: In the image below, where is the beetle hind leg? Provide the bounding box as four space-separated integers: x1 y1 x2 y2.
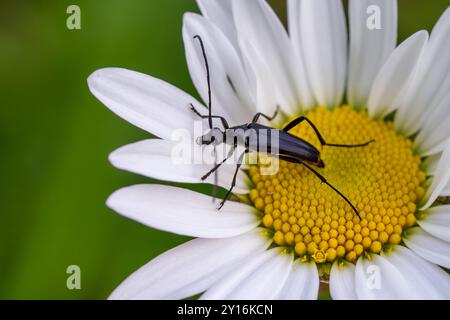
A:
278 155 361 219
283 116 374 148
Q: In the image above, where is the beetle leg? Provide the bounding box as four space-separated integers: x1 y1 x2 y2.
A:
278 155 361 219
201 147 235 181
212 147 218 203
283 116 325 141
283 116 374 148
251 106 280 123
323 140 375 148
190 104 230 129
218 151 247 210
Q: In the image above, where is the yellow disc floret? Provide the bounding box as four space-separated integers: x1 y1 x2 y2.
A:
250 106 425 263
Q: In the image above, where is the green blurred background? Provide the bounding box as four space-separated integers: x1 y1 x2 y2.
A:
0 0 448 299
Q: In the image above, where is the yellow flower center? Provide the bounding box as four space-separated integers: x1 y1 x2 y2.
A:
248 106 426 264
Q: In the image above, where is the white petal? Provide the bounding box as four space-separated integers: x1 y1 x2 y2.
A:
183 13 254 125
421 140 450 209
356 247 450 299
109 139 250 194
277 260 319 300
233 0 308 114
418 205 450 242
109 229 270 299
330 261 357 300
404 227 450 269
217 249 293 300
422 153 441 176
200 249 274 300
414 89 450 155
367 31 428 118
88 68 200 140
286 0 316 111
196 0 238 50
355 254 413 299
238 39 279 121
348 0 397 109
299 0 347 107
383 245 450 299
395 7 450 136
287 0 301 48
441 180 450 196
107 184 259 238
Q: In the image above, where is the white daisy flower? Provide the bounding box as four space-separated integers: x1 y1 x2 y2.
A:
88 0 450 299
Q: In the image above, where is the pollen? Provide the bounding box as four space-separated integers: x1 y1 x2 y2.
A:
249 106 425 264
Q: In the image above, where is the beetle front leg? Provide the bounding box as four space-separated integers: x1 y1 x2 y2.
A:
189 103 230 129
251 106 280 124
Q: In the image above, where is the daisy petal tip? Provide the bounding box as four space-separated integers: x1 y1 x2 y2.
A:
87 69 104 93
107 149 121 167
87 67 122 89
182 12 199 27
105 184 152 214
105 186 130 212
105 196 119 216
107 142 137 169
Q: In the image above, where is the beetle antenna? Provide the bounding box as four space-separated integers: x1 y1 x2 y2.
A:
193 35 213 130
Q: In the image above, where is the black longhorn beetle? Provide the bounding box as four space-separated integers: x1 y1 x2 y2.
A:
190 35 374 218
